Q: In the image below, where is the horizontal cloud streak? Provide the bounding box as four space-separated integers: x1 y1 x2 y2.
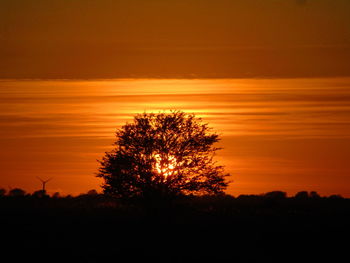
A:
1 78 350 196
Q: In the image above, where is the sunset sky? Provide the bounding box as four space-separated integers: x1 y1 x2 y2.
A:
1 0 350 78
0 0 350 196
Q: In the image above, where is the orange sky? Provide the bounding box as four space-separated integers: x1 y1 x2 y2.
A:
0 0 350 78
0 78 349 197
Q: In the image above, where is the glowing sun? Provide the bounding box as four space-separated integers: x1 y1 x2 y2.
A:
154 154 177 178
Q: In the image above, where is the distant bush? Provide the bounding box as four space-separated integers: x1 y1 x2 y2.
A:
87 189 98 196
52 192 61 199
263 191 287 200
294 191 309 199
8 188 26 197
328 194 344 200
0 188 6 197
32 190 49 198
310 191 321 199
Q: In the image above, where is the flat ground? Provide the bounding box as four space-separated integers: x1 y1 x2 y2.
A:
1 195 349 263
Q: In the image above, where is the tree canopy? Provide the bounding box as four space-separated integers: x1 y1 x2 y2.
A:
97 111 229 200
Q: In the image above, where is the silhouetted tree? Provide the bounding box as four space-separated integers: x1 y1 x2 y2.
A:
52 192 61 199
97 111 229 200
87 189 98 196
0 188 6 197
263 191 287 200
8 188 26 197
294 191 309 199
310 191 321 199
32 190 49 198
328 194 343 200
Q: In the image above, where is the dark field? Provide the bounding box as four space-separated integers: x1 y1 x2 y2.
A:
1 194 349 263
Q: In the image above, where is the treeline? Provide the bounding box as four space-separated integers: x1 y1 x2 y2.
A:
1 189 349 263
0 188 100 198
0 188 347 213
0 187 346 200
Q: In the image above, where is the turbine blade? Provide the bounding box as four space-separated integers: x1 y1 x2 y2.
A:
36 176 44 182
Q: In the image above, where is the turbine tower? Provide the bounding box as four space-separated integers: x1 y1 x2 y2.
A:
36 177 53 193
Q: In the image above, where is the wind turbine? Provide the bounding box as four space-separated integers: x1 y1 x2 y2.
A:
36 177 53 193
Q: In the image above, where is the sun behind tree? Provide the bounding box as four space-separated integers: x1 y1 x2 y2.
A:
97 111 230 200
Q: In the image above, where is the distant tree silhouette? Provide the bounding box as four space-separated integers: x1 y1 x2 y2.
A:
8 188 26 197
0 188 6 196
294 191 309 199
32 190 49 198
263 191 287 200
52 192 61 199
87 189 98 196
310 191 321 199
328 194 343 200
97 111 229 200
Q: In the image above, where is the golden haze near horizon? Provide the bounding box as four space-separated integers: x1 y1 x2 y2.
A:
1 78 350 197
